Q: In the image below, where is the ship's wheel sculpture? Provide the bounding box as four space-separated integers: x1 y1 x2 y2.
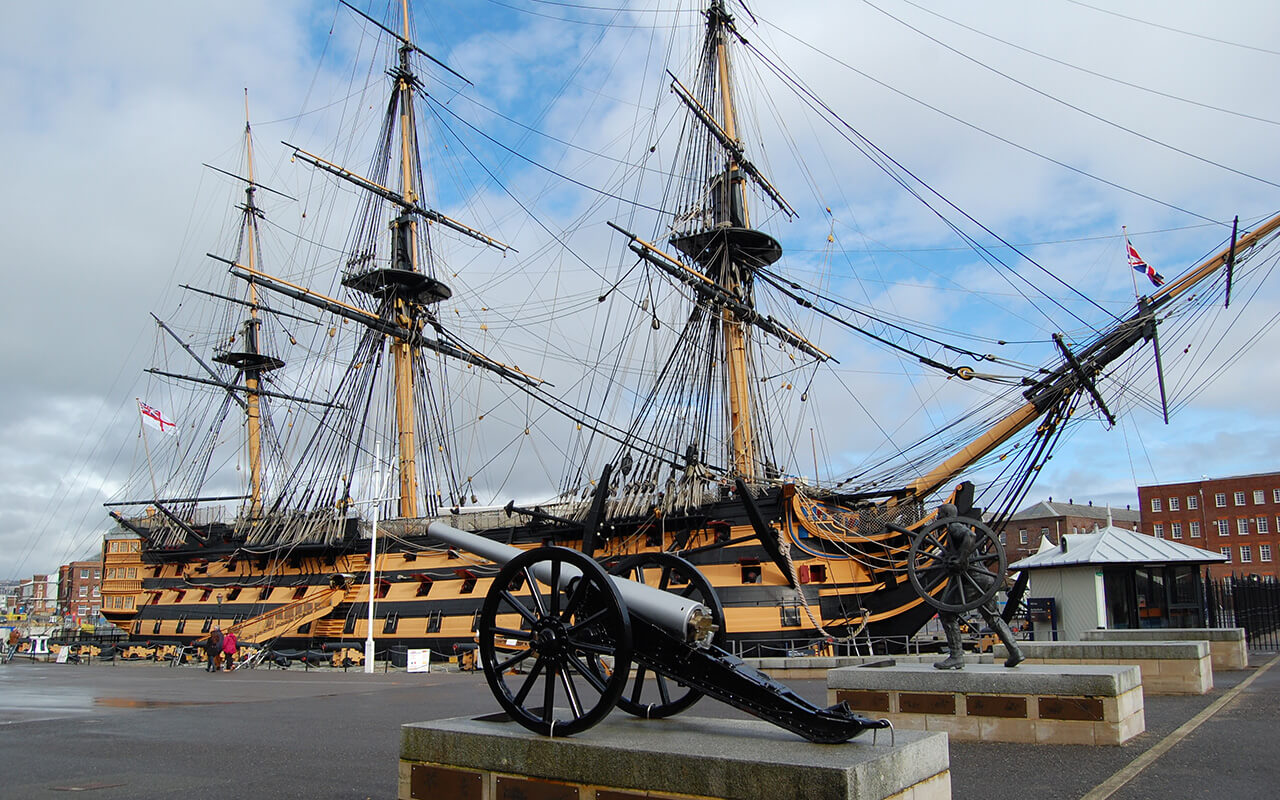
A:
902 514 1007 614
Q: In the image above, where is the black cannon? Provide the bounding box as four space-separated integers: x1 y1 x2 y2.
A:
423 520 889 743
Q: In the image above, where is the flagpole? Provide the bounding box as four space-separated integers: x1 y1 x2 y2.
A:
137 398 160 505
1124 227 1140 301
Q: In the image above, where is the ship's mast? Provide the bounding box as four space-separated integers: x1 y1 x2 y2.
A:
709 0 756 479
391 0 421 518
241 93 266 518
212 91 285 520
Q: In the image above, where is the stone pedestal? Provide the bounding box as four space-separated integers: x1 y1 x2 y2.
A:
1080 628 1248 670
994 640 1213 694
400 714 950 800
828 663 1144 746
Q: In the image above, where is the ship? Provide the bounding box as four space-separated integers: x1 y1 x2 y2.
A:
100 0 1280 664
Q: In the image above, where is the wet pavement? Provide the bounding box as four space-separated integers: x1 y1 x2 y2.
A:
1 653 1277 799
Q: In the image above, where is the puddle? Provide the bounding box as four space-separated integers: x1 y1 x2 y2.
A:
93 697 210 709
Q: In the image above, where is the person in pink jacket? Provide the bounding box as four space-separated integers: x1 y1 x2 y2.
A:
221 630 238 672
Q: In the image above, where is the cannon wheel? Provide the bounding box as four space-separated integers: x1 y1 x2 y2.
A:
606 552 725 719
906 516 1007 614
477 546 633 736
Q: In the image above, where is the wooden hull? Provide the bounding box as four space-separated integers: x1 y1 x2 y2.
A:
102 487 937 656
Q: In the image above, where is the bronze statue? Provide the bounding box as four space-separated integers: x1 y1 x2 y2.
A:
927 504 1024 670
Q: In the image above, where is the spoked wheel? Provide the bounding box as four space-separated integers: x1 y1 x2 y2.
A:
477 546 633 737
907 516 1007 614
605 552 725 718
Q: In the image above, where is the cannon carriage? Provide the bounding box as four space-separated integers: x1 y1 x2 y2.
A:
423 519 905 743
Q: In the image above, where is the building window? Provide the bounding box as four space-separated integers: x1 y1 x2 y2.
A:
1235 491 1247 506
1188 495 1199 510
94 570 100 579
1153 524 1164 539
1019 529 1028 545
1216 520 1230 536
1040 527 1049 541
1171 523 1183 539
92 587 99 597
79 586 87 597
1274 489 1280 503
999 532 1006 545
1259 517 1270 535
1238 518 1250 535
1255 490 1266 505
1221 547 1232 562
1262 544 1273 563
1190 521 1202 538
1216 493 1227 507
1241 546 1253 564
79 568 89 579
1151 497 1162 512
1169 497 1180 511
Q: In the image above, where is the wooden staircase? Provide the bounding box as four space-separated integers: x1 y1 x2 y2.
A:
226 581 352 644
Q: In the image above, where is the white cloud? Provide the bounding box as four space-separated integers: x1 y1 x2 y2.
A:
4 0 1280 578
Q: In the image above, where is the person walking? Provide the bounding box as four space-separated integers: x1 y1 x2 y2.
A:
205 627 223 672
221 629 238 672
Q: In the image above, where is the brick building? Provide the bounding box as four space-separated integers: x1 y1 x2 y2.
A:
58 559 104 626
1001 499 1141 565
1139 472 1280 579
16 574 57 620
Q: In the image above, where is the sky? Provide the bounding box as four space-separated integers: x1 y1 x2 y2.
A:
3 0 1280 580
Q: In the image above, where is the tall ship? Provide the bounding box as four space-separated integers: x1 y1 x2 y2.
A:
101 1 1280 660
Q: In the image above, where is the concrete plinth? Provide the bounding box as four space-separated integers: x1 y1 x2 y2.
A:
828 663 1144 746
748 655 990 680
994 640 1213 695
1080 628 1248 671
400 714 950 800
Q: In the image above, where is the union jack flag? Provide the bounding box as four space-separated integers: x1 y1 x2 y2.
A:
138 400 177 435
1126 238 1164 287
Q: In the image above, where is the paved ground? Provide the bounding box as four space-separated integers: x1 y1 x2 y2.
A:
1 653 1277 799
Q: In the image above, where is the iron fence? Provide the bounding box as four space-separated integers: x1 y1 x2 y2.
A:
1204 572 1280 651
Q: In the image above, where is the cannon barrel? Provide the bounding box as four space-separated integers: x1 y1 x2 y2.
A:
424 521 713 645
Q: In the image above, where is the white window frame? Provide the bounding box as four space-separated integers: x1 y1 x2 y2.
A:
1169 497 1180 512
1151 497 1162 512
1235 491 1247 506
1216 492 1227 507
1241 546 1253 564
1188 495 1199 510
1255 490 1266 505
1019 529 1028 545
1273 489 1280 503
1216 519 1230 536
1259 517 1270 535
1238 518 1250 535
1262 544 1273 563
1153 524 1164 538
1221 546 1232 561
1190 520 1202 538
1171 522 1183 539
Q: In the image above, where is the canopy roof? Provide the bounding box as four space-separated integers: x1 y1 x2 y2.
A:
1011 511 1226 570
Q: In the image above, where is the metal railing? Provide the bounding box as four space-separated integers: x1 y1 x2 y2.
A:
1204 572 1280 651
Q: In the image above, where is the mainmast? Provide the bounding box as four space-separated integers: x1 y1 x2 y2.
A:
709 0 756 480
390 0 422 519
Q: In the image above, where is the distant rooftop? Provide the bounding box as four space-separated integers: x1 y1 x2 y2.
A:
1008 499 1140 523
